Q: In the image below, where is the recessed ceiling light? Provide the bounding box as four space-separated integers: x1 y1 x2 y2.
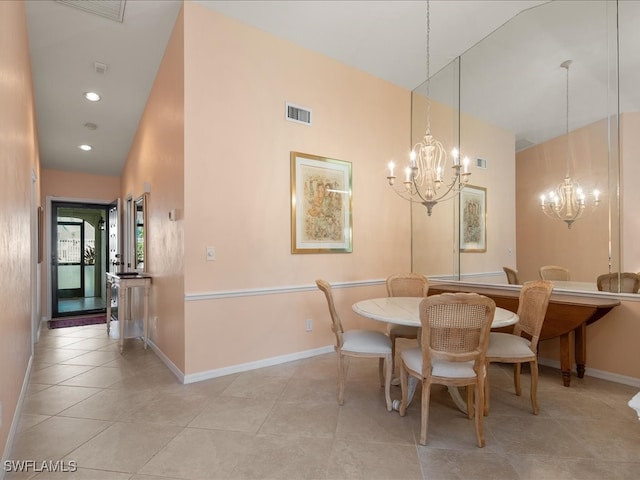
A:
83 91 101 102
79 144 93 151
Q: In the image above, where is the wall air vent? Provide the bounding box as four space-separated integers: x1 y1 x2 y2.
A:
286 102 312 126
56 0 126 23
476 157 487 169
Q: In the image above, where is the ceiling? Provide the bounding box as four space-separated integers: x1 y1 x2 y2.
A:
28 0 624 178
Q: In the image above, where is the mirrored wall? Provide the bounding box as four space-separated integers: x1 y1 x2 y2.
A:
411 0 640 293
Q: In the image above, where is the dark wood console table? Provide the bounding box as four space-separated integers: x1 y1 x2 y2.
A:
428 283 620 386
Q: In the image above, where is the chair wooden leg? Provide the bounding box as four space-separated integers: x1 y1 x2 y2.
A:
399 362 408 417
483 361 490 416
383 354 392 411
475 375 485 448
419 380 431 445
378 357 384 387
466 385 474 419
337 353 345 405
530 359 539 415
514 362 522 396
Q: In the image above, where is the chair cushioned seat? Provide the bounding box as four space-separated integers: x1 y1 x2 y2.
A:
401 347 476 379
342 330 392 354
389 324 419 337
487 332 533 358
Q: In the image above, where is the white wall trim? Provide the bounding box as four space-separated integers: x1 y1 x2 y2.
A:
2 355 33 477
147 339 185 383
183 345 334 384
185 279 385 301
538 358 640 388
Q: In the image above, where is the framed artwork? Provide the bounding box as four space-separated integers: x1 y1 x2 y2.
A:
460 185 487 253
291 151 352 253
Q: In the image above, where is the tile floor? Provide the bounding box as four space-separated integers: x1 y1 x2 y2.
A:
6 323 640 480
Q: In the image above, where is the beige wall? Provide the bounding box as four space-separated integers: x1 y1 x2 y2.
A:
120 7 186 371
0 0 40 459
41 169 120 202
515 118 610 283
621 112 640 272
181 3 411 375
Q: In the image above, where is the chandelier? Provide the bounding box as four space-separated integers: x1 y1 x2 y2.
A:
386 0 470 216
540 60 600 229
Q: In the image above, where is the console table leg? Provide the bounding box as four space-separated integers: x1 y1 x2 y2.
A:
575 323 586 378
560 333 571 387
106 280 112 335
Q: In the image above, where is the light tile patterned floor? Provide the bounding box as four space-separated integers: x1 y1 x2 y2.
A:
6 324 640 479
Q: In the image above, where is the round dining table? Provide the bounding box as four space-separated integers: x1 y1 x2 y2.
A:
352 296 519 413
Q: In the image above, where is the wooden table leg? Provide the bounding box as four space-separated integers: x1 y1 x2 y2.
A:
575 323 586 378
106 279 112 335
118 285 126 353
143 285 149 349
560 332 571 387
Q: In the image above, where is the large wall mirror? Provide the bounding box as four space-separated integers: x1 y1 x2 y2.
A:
412 0 640 293
134 193 148 272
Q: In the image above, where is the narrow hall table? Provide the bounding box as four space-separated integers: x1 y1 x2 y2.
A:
427 283 620 386
106 272 152 353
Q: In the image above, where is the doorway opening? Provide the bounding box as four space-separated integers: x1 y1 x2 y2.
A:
51 201 109 318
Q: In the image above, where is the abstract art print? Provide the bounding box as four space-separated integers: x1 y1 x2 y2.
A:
460 185 486 252
291 151 352 253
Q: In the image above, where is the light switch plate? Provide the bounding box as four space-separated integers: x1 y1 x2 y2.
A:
206 246 216 261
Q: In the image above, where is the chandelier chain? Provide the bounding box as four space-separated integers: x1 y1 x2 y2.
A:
565 60 570 177
425 0 431 132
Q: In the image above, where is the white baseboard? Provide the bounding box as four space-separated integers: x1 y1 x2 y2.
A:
538 357 640 388
1 354 34 480
147 339 185 383
183 345 335 384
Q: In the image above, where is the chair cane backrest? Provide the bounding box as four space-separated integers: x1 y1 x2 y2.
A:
503 267 520 285
419 293 495 374
513 281 553 352
597 272 640 293
316 279 344 348
539 265 570 281
386 272 429 297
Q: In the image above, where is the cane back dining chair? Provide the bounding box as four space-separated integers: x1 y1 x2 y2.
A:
386 272 429 374
398 293 496 447
539 265 570 281
484 280 553 416
316 279 393 411
596 272 640 293
503 266 520 285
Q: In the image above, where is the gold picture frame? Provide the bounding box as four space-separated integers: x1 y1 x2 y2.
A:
460 185 487 253
291 151 353 253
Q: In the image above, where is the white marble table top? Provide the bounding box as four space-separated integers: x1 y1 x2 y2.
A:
352 297 518 329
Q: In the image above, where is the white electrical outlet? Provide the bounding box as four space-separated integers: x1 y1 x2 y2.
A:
206 246 216 261
152 316 158 330
305 319 313 332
